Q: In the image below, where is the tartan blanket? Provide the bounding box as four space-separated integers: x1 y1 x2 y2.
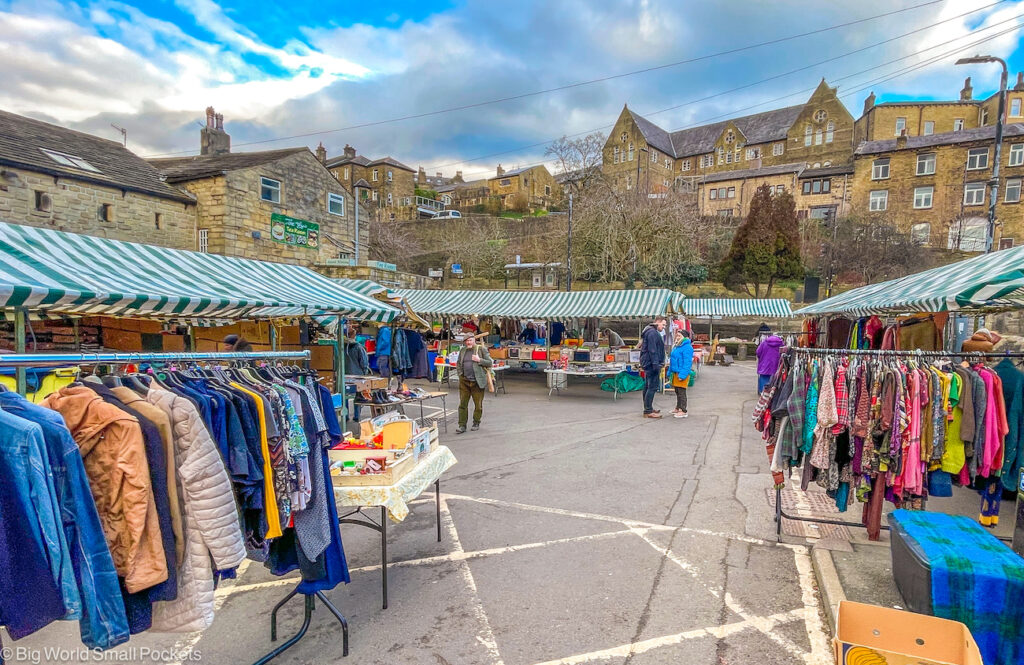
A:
888 509 1024 665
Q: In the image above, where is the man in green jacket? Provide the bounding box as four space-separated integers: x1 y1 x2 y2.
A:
456 333 493 433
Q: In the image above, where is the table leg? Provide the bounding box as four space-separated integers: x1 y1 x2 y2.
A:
381 505 388 610
441 394 448 433
435 479 442 542
420 399 425 427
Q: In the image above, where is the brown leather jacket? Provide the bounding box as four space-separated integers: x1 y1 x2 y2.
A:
43 385 168 593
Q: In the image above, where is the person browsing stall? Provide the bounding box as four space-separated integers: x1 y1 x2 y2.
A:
669 330 694 418
518 321 538 344
456 333 493 434
639 315 667 418
755 333 785 395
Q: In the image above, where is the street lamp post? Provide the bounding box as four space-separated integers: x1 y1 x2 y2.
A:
956 55 1008 253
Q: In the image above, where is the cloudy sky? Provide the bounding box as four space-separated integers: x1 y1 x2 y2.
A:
3 0 1023 180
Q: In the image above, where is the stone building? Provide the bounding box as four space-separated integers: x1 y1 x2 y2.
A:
603 80 854 199
850 123 1024 250
0 109 196 247
436 179 493 210
487 164 558 210
855 75 1024 143
149 110 367 267
697 163 854 220
415 166 464 190
325 146 416 221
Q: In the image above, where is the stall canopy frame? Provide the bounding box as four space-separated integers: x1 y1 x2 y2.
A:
682 298 793 318
795 244 1024 317
0 221 402 323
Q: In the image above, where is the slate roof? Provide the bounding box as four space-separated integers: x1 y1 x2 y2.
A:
800 163 854 178
700 162 804 184
148 148 308 182
491 165 547 179
872 100 979 108
0 109 193 203
854 123 1024 156
368 156 414 171
325 154 371 168
626 105 804 160
352 178 372 188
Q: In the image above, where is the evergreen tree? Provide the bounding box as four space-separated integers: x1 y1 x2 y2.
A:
718 185 803 297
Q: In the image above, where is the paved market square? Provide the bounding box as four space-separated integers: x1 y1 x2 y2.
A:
12 362 832 665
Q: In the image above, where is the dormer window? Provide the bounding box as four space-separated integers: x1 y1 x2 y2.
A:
40 148 100 173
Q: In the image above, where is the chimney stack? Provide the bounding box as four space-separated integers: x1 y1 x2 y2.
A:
896 129 908 149
343 144 356 159
454 170 464 183
1015 72 1024 92
417 166 427 183
315 142 327 164
496 164 505 177
200 106 231 155
863 91 876 115
960 76 973 101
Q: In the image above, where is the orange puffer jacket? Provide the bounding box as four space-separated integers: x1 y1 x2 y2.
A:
42 385 168 593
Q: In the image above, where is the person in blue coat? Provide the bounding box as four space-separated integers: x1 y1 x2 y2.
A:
668 330 694 418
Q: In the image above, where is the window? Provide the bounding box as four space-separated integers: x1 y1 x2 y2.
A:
626 175 632 190
33 190 50 212
967 148 989 170
198 229 209 253
725 131 734 144
709 188 718 200
613 147 620 164
701 154 714 168
500 178 511 186
916 153 936 175
98 203 113 221
801 178 831 195
328 192 345 216
923 121 934 136
387 170 393 182
809 206 835 220
717 209 733 217
825 121 834 144
948 217 988 251
387 192 393 205
814 129 822 145
871 158 890 180
913 186 934 209
804 125 812 146
664 157 670 168
371 190 379 201
1006 178 1022 203
404 197 411 206
1001 237 1015 250
621 131 627 142
650 150 657 163
746 147 761 160
523 177 528 186
39 148 100 172
773 142 784 156
628 143 634 161
869 190 888 211
895 117 906 135
776 184 784 193
1012 98 1022 117
725 150 733 164
682 159 692 171
372 169 379 181
343 166 350 180
911 222 930 245
727 187 736 199
717 148 725 165
545 185 551 195
1009 144 1024 167
954 118 964 131
981 108 989 125
260 176 281 202
154 212 161 229
964 182 987 205
813 109 827 123
718 187 727 199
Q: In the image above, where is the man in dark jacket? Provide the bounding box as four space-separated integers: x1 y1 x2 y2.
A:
639 316 667 418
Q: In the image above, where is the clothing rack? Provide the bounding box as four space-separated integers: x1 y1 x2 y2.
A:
774 347 1016 544
0 348 349 665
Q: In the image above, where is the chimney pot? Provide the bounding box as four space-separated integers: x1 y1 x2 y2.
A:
1015 72 1024 91
496 163 505 177
215 113 224 130
343 144 356 159
205 106 215 127
896 129 908 148
315 142 327 164
200 108 230 155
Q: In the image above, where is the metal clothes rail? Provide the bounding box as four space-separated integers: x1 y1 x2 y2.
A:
774 347 1017 544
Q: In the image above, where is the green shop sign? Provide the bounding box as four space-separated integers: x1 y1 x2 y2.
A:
270 213 320 249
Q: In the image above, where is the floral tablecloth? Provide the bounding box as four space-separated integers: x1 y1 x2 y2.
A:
332 445 457 522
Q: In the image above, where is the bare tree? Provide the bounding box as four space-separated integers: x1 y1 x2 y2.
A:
821 211 937 285
546 132 606 202
368 217 422 265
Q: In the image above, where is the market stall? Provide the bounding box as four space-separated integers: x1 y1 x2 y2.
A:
682 298 793 364
0 222 453 665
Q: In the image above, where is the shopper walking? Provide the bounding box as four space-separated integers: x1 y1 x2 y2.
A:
639 315 667 418
669 330 694 418
456 333 493 434
755 332 785 394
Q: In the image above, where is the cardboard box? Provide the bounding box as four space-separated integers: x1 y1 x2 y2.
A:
834 601 982 665
490 347 507 359
548 348 561 361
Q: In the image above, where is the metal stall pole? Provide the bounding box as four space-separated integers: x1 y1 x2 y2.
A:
339 318 348 427
14 308 26 395
269 321 278 351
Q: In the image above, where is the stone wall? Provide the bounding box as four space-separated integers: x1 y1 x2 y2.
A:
0 166 196 248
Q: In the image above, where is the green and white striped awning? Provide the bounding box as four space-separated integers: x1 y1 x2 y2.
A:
0 222 401 322
682 298 793 318
796 245 1024 316
334 278 389 297
393 288 684 320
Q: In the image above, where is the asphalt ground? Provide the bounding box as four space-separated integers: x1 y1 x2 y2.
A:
6 362 832 665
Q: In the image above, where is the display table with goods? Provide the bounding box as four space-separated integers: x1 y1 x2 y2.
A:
435 355 509 394
353 384 451 431
329 411 457 609
544 362 629 398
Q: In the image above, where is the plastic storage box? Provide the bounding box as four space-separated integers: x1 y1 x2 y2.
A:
890 516 933 614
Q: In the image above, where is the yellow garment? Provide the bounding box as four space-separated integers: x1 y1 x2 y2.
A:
231 382 282 539
941 377 966 474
